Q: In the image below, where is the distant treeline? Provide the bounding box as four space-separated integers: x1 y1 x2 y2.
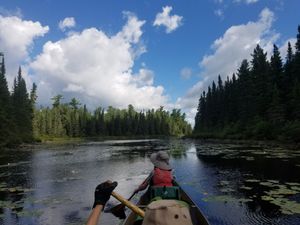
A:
0 54 191 146
34 98 192 138
194 25 300 142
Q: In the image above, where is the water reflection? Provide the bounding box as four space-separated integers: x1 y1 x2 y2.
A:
194 142 300 223
0 139 299 225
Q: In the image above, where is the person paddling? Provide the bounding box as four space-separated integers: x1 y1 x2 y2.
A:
135 151 173 193
86 180 193 225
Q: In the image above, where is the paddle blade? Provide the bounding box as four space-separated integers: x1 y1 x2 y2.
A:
111 204 126 219
107 191 138 219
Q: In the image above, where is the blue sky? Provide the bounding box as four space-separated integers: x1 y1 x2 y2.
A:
0 0 299 124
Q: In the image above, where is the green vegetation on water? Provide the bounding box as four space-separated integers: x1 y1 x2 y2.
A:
194 25 300 142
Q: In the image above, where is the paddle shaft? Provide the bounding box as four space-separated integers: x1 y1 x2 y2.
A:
127 192 136 201
111 191 145 218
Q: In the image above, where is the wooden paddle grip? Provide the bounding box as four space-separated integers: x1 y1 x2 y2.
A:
111 191 145 218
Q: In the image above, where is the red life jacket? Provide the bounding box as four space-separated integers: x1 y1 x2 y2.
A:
152 167 173 187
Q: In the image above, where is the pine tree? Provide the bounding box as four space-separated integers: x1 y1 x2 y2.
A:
30 83 39 138
294 25 300 81
51 94 63 108
270 44 283 85
0 53 17 145
12 66 33 142
251 45 271 119
69 97 81 110
236 60 253 122
0 54 9 104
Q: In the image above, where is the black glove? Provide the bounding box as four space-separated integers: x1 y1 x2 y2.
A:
93 181 118 208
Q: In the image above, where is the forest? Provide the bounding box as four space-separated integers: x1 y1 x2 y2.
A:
194 25 300 142
0 54 191 146
33 100 192 139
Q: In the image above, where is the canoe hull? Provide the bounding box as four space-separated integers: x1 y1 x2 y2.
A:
122 181 210 225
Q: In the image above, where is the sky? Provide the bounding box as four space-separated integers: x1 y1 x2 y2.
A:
0 0 299 124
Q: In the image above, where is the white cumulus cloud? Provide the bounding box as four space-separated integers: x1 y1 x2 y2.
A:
30 13 169 110
58 17 76 31
0 15 49 85
176 8 293 125
153 6 183 33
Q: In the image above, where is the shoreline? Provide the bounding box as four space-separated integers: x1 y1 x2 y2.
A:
32 135 172 145
184 135 300 149
3 135 300 150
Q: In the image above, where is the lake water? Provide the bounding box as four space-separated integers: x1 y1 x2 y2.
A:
0 139 299 225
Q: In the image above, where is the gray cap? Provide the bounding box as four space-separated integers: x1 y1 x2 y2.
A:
150 151 171 170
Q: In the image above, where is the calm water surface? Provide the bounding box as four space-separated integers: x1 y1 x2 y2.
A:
0 139 299 225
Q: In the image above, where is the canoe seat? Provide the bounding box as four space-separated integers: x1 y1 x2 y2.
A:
150 186 180 200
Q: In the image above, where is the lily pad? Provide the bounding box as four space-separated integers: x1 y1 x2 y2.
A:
290 186 300 192
260 182 275 187
261 195 275 201
8 187 17 193
286 182 300 186
267 180 280 184
245 157 255 161
267 188 298 196
16 210 43 218
271 198 300 215
0 200 19 209
240 185 253 190
220 180 230 185
251 151 267 155
245 179 260 183
0 182 7 188
219 187 235 193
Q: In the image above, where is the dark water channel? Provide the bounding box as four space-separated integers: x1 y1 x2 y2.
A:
0 139 299 225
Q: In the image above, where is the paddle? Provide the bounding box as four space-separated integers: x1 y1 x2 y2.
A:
110 191 145 219
109 191 136 219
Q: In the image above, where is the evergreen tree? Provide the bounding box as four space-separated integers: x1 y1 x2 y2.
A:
0 53 17 145
12 67 33 142
270 44 283 86
51 94 63 108
251 45 271 119
30 83 39 138
294 25 300 81
236 59 253 122
69 97 81 110
194 25 300 141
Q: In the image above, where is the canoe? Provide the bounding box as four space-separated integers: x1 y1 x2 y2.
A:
122 181 210 225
